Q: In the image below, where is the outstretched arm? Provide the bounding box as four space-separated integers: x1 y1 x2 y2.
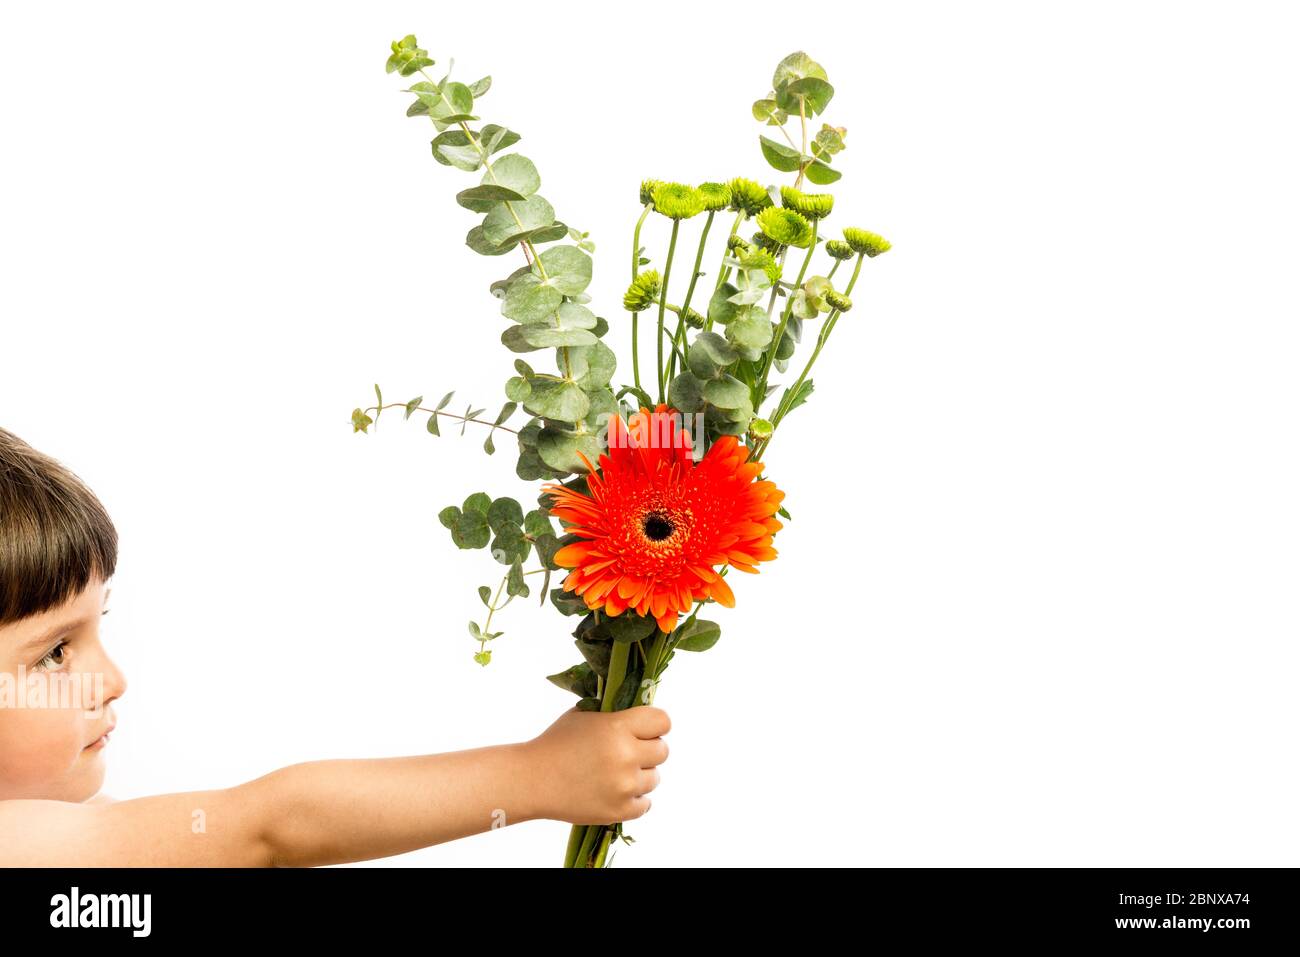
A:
0 705 670 867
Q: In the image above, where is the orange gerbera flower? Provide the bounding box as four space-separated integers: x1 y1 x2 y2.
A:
542 405 785 634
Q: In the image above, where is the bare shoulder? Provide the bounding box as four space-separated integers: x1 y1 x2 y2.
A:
0 799 101 866
0 787 270 867
85 792 117 805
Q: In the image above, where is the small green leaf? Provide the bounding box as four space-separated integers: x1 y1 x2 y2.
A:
486 497 524 531
781 378 815 414
759 135 805 173
403 395 423 419
675 618 721 652
507 560 529 598
775 76 834 117
551 587 589 616
804 160 842 185
524 509 554 538
451 509 490 549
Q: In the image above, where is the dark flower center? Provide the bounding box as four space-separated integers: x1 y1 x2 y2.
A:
642 513 674 541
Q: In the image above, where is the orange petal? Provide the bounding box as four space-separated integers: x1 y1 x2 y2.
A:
708 575 735 607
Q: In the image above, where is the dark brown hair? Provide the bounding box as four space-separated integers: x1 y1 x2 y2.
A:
0 426 117 627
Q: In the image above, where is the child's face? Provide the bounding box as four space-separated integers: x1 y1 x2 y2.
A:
0 576 127 801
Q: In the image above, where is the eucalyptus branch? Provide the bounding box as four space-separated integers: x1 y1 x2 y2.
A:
362 402 520 435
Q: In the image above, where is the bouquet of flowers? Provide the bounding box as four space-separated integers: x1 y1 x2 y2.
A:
352 34 891 867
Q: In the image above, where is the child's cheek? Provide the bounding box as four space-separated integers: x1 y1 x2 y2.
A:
0 699 90 798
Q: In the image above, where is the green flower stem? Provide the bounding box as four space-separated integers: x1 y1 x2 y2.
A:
601 640 632 713
710 210 747 310
418 67 570 380
565 638 634 867
668 211 715 381
563 825 586 867
592 828 615 866
657 309 688 369
630 203 653 392
754 252 866 459
562 604 704 867
754 220 819 409
656 220 682 402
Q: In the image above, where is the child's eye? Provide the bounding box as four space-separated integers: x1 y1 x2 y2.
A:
35 639 70 672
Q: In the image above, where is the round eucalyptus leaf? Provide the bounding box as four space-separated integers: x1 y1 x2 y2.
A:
726 306 774 354
466 224 516 256
572 340 616 390
484 154 540 197
775 76 835 116
456 183 529 213
537 245 593 295
703 374 749 410
501 273 564 323
524 378 591 422
537 425 603 473
554 301 597 330
518 324 598 349
708 283 742 326
667 372 706 413
482 195 555 247
773 51 827 89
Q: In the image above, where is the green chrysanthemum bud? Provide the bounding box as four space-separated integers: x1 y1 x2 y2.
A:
824 239 854 261
726 234 752 253
697 182 732 213
640 179 666 206
752 231 781 254
843 228 892 257
728 177 773 217
825 289 852 312
652 183 706 220
679 306 706 329
779 185 834 220
739 246 783 283
623 270 661 311
749 418 774 440
756 206 814 249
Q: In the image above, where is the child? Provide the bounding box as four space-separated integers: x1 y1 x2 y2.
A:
0 426 670 866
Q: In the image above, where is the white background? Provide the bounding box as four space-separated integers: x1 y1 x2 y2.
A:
2 1 1297 866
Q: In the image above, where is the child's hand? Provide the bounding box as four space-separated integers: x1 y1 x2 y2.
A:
523 705 671 825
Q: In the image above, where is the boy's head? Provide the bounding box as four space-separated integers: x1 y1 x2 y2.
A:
0 426 127 801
